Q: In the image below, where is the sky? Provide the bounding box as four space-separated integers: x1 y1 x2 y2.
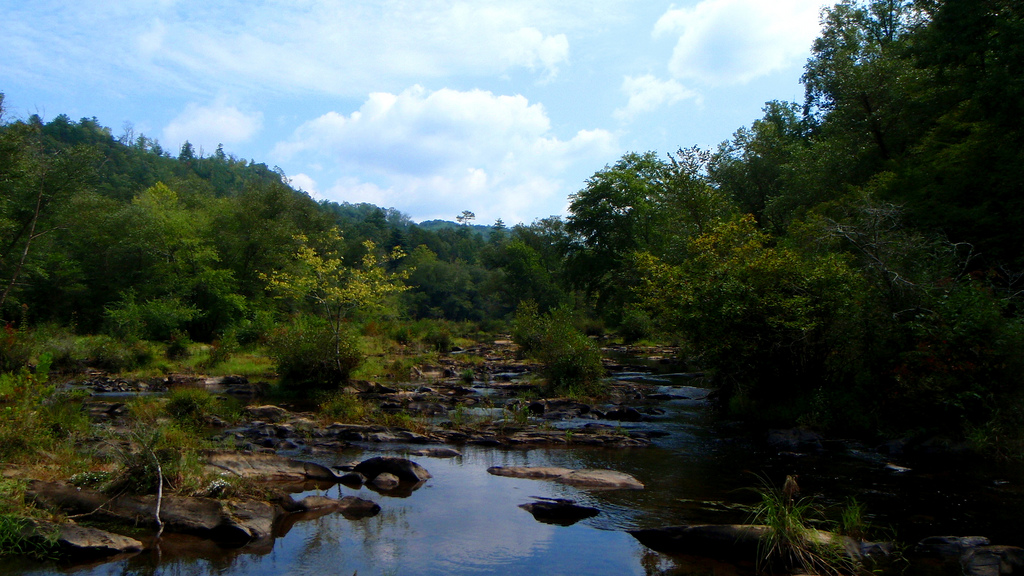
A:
1 0 830 225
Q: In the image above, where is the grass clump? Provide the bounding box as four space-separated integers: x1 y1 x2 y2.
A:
749 475 861 576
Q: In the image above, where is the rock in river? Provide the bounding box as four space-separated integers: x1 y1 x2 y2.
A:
519 498 600 526
354 456 432 483
487 466 644 490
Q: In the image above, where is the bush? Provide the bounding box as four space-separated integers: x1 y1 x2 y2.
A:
103 290 198 342
0 324 31 373
617 308 653 343
268 315 362 392
165 387 216 427
165 330 192 360
512 304 606 397
421 323 453 354
85 336 154 372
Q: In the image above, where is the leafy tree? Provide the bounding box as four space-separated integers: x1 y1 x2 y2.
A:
263 228 408 384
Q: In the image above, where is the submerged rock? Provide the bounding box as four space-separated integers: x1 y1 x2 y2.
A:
916 535 991 557
408 447 462 458
962 546 1024 576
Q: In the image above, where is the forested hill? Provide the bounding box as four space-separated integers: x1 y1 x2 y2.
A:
1 0 1023 440
0 103 544 335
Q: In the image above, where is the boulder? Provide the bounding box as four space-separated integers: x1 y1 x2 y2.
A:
205 451 340 482
353 457 431 483
371 473 401 490
487 466 574 480
519 499 599 526
557 469 644 490
962 546 1024 576
631 525 767 559
486 466 644 490
244 405 291 423
27 481 279 545
22 519 143 559
916 535 991 557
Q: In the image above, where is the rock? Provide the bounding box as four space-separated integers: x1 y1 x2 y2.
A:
487 466 574 480
408 447 462 458
205 451 340 482
519 499 599 526
557 469 644 490
353 456 432 483
487 466 643 490
245 405 291 423
604 407 645 422
27 480 279 545
371 473 401 490
631 525 767 559
23 519 143 559
962 546 1024 576
767 428 824 451
916 535 991 557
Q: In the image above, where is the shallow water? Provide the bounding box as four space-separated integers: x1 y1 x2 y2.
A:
10 365 1024 576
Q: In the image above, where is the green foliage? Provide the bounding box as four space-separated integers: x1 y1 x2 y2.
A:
103 290 199 342
165 330 192 360
512 303 605 397
164 387 217 427
83 335 155 372
268 315 363 391
0 513 58 560
637 216 864 409
0 324 31 373
617 308 653 344
749 475 856 576
318 391 371 422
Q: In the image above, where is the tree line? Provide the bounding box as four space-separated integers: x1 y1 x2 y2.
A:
1 0 1021 445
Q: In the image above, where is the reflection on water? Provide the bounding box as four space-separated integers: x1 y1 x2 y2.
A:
9 363 1024 576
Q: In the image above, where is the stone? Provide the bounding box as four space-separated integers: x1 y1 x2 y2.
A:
27 480 279 544
353 456 431 483
604 407 645 422
631 525 767 559
408 447 462 458
519 499 599 526
371 472 400 490
205 451 340 482
486 466 644 490
244 405 291 423
23 519 143 559
916 535 991 557
962 546 1024 576
557 469 644 490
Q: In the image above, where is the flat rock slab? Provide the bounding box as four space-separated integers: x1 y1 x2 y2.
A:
205 451 340 482
27 480 278 545
23 519 143 559
487 466 644 490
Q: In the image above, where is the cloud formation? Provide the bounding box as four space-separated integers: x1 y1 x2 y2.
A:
654 0 823 86
163 101 262 152
274 86 617 222
614 74 700 121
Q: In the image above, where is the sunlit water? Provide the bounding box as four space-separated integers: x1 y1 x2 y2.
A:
9 366 1024 575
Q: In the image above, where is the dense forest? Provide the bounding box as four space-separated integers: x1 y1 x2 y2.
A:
1 0 1022 448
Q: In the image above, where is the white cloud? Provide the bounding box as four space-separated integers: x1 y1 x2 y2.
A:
287 173 320 198
163 101 262 152
275 86 617 223
654 0 824 86
614 74 700 121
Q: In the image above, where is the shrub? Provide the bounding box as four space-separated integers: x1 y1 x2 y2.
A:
0 324 31 372
165 387 216 427
85 336 154 372
268 315 362 392
165 330 192 360
617 308 653 344
513 304 606 397
421 323 453 354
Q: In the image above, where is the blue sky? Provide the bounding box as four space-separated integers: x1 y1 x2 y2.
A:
2 0 828 225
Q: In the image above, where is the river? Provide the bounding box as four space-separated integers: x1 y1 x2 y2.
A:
6 362 1024 575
